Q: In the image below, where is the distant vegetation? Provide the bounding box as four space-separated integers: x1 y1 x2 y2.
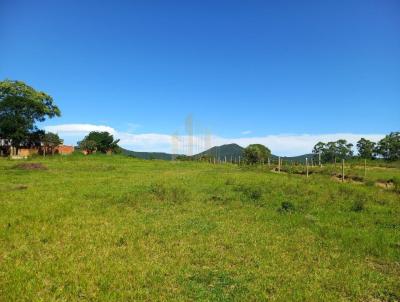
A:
313 133 400 163
1 79 399 162
77 131 120 154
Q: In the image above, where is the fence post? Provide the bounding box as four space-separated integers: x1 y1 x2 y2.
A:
278 157 281 173
306 157 309 178
364 159 367 178
342 159 345 182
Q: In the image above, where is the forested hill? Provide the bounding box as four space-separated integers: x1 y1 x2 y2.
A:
121 148 180 160
121 143 313 163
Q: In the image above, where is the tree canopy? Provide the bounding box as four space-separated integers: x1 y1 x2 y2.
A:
78 131 120 154
243 144 271 164
375 132 400 161
312 140 353 163
356 138 376 159
0 80 61 147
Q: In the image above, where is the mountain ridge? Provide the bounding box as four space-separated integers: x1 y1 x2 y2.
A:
121 143 314 163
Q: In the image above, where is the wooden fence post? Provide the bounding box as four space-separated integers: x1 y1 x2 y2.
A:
342 159 345 182
278 157 281 173
364 159 367 178
306 157 309 178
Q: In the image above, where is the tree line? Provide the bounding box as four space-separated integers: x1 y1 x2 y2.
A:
312 133 400 162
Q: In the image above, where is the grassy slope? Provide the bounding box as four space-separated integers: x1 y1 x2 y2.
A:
0 155 399 301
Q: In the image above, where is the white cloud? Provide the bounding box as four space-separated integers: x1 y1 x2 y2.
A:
44 124 116 136
241 130 252 135
44 123 385 156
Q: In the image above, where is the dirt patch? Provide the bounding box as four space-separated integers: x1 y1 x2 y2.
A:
13 163 48 170
14 184 28 190
375 181 394 189
331 174 364 184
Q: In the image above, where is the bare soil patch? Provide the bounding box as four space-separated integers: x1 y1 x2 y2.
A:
13 163 48 171
375 181 394 189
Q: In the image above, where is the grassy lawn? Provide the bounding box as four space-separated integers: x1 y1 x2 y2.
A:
0 155 399 301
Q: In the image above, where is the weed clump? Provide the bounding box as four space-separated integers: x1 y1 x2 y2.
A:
235 184 262 201
149 183 168 200
116 237 127 247
225 178 235 186
149 183 190 203
351 199 366 212
278 201 296 213
169 185 189 203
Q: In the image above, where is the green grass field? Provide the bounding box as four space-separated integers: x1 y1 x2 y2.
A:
1 155 399 301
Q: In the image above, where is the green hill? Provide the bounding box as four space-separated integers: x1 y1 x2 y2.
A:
196 144 315 163
121 148 180 160
121 144 315 163
195 143 244 160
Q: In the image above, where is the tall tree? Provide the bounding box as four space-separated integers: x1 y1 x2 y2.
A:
375 132 400 161
243 144 271 164
0 80 61 150
312 139 354 163
312 142 326 155
335 139 353 160
356 138 376 159
78 131 120 154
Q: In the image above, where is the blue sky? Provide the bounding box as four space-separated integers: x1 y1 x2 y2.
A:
1 0 399 155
